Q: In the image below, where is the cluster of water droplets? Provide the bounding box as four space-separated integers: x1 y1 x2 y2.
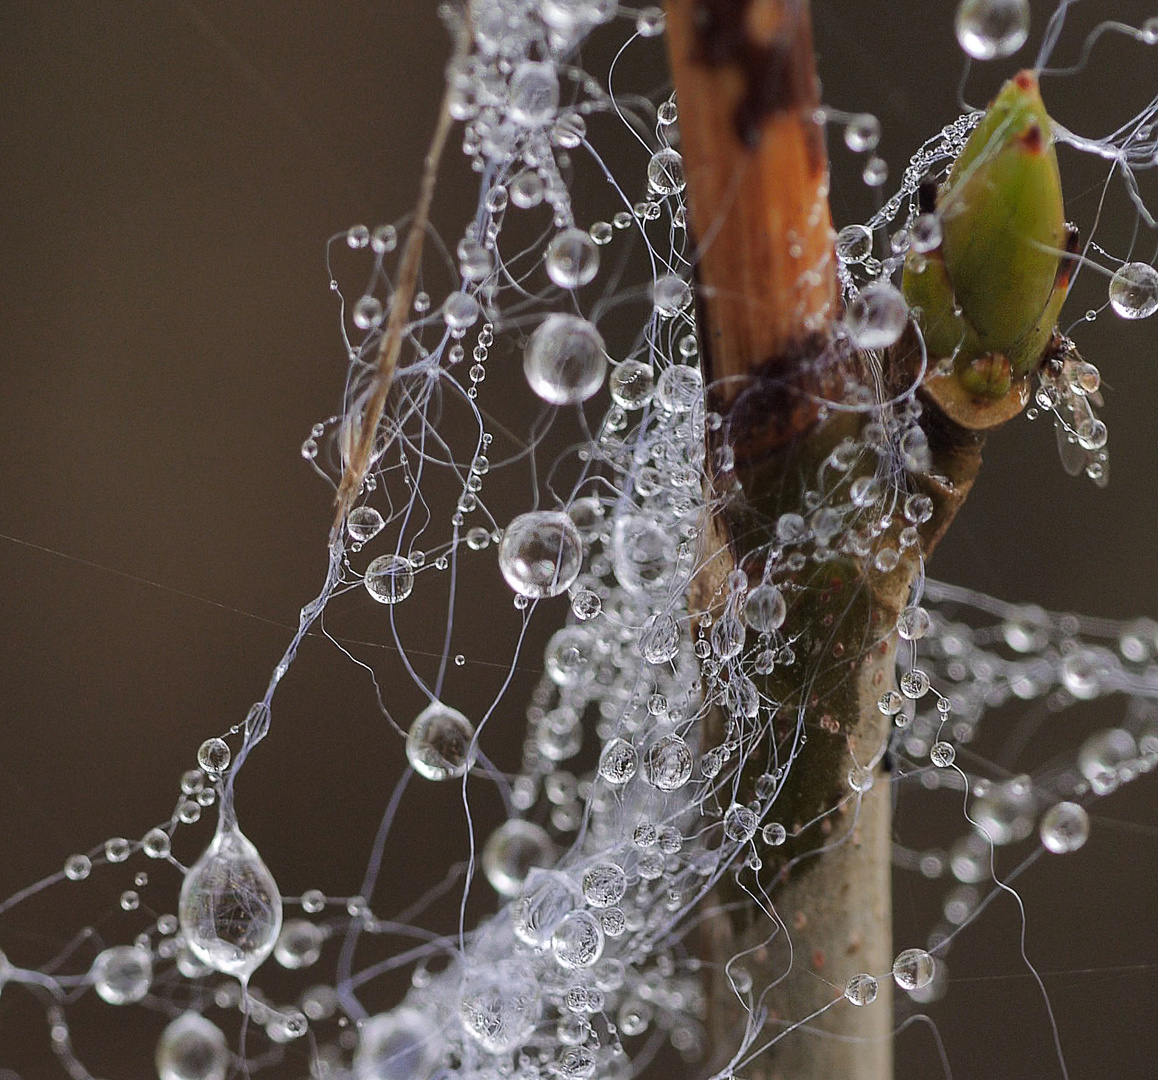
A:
5 3 1158 1080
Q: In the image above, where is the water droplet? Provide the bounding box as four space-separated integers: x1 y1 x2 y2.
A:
143 828 171 859
909 213 942 253
583 863 627 907
1108 261 1158 319
836 224 873 265
300 888 326 914
642 733 693 791
64 853 91 881
652 275 693 316
844 114 881 152
509 60 560 126
762 822 787 846
90 945 152 1005
598 738 639 784
355 1007 444 1080
406 702 476 781
442 290 480 331
347 506 385 543
636 6 666 35
178 822 282 980
274 919 324 969
900 668 931 699
609 359 656 409
571 587 602 621
845 282 908 350
744 583 787 633
156 1012 228 1080
524 313 607 404
482 820 556 897
553 910 605 968
546 228 600 289
654 363 703 412
198 738 230 776
955 0 1030 59
844 973 878 1006
353 295 384 330
724 804 758 843
930 741 956 768
647 148 685 195
364 554 415 604
1039 801 1089 853
896 605 931 640
862 156 888 187
460 961 541 1053
498 510 583 598
892 948 935 990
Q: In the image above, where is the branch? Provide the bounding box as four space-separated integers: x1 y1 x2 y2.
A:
664 3 1008 1078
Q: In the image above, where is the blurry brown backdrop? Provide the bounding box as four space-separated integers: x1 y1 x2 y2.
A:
1 2 1156 1078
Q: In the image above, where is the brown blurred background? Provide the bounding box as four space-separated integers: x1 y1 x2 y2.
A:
1 1 1156 1077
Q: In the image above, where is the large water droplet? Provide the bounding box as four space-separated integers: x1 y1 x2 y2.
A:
482 819 556 897
524 314 607 404
1108 261 1158 319
845 281 909 350
156 1012 228 1080
355 1007 443 1080
955 0 1030 60
406 702 476 781
364 554 415 605
647 148 685 196
892 947 935 991
178 821 282 980
90 945 152 1005
1039 801 1089 853
499 510 583 598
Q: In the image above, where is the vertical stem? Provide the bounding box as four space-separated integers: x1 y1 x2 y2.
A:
664 4 894 1079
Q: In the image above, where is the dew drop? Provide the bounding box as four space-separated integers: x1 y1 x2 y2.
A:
499 510 583 598
845 282 908 350
156 1012 228 1080
652 275 693 316
844 114 881 152
482 819 556 897
598 738 639 784
406 702 476 781
364 554 415 605
509 60 560 127
844 973 878 1006
524 314 607 404
459 961 541 1053
892 948 935 991
545 228 600 289
1108 262 1158 319
274 919 324 969
642 733 693 791
347 505 385 543
647 148 685 196
955 0 1030 59
90 945 152 1005
355 1006 444 1080
609 359 656 409
1039 801 1089 853
178 821 282 980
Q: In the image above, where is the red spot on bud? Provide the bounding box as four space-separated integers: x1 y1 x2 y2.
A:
1019 121 1044 155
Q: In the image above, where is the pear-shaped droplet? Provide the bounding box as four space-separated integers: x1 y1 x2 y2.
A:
178 821 282 981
